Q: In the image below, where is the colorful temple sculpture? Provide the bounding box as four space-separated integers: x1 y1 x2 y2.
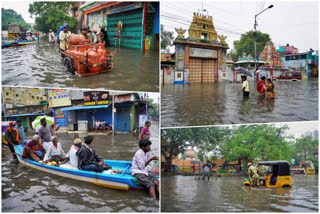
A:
258 41 287 80
173 10 229 84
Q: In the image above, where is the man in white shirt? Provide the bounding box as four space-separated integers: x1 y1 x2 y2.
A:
42 136 68 166
132 139 159 200
68 138 82 168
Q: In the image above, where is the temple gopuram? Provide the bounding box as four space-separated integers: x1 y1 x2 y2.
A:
173 10 229 84
258 41 287 80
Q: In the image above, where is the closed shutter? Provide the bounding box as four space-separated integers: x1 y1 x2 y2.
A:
189 58 216 82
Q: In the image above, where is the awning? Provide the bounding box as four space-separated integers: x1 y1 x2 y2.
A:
59 104 110 111
3 112 48 117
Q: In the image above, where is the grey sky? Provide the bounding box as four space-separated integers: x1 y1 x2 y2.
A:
161 0 318 52
2 1 35 23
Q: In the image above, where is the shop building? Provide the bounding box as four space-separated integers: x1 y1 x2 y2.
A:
80 2 159 51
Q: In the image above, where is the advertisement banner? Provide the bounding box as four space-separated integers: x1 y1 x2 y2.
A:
83 91 110 106
48 89 71 107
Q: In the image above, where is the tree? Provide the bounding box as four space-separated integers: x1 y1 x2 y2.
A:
29 2 78 33
161 127 231 173
2 8 31 31
230 30 271 62
292 136 318 171
160 24 174 54
221 125 292 173
147 98 159 119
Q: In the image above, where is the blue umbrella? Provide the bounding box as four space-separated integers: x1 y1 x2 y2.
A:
235 67 253 77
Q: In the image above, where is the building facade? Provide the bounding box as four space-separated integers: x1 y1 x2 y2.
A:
2 87 49 131
173 11 228 84
80 2 159 51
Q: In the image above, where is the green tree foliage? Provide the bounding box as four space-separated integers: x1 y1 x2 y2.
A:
1 8 31 31
161 127 230 172
230 31 271 62
147 98 159 119
291 136 318 171
221 125 292 172
29 2 78 33
160 24 174 54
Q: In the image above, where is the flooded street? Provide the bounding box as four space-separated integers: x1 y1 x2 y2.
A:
161 175 318 212
2 121 159 212
2 38 159 92
161 80 318 127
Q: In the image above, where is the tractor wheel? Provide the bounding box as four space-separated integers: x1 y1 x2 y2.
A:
64 57 75 75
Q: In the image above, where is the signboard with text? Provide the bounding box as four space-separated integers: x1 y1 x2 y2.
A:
83 91 110 106
190 48 217 58
48 89 71 107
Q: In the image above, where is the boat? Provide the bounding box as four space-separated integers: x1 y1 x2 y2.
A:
2 39 38 48
14 144 158 191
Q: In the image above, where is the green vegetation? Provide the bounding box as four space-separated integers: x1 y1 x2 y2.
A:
147 98 159 119
161 125 318 174
230 30 271 62
29 2 78 33
161 24 174 54
1 8 31 31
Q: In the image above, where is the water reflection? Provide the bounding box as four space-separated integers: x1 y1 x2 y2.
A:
2 38 159 92
161 175 318 212
2 121 160 212
161 80 318 127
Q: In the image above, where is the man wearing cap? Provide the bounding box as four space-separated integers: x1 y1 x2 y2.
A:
59 23 72 51
248 162 259 187
48 29 55 45
22 135 45 162
68 138 82 168
77 135 111 172
16 120 26 145
5 122 20 159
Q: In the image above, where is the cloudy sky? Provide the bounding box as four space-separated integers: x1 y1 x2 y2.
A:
161 0 319 52
2 1 35 23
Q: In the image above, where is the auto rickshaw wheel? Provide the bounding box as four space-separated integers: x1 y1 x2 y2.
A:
64 57 75 75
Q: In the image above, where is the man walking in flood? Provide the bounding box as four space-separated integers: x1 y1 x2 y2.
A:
59 23 71 51
248 162 259 187
5 122 20 159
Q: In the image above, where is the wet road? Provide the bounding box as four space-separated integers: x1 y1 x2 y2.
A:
161 175 318 212
161 80 318 127
2 38 159 92
2 121 159 212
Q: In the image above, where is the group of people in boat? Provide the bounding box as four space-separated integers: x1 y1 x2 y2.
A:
241 75 275 99
5 118 159 199
14 31 39 42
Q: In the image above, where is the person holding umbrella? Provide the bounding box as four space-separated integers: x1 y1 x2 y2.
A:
241 75 250 97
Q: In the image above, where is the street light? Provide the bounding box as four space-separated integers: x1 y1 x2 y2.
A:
254 4 274 73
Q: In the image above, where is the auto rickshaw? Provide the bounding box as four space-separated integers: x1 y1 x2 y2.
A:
244 160 292 188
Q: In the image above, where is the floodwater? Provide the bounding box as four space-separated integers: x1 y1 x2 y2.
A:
2 121 159 212
161 175 318 212
2 38 159 92
161 80 318 127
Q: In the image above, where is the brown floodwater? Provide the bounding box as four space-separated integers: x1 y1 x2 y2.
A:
161 79 318 127
161 175 318 212
2 37 159 92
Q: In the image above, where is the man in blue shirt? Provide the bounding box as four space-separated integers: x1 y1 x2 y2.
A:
16 120 26 145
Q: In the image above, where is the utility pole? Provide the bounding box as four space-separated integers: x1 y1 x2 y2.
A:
254 5 274 74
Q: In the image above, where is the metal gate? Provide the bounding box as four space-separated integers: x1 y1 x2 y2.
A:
116 108 131 132
189 58 216 82
107 8 143 49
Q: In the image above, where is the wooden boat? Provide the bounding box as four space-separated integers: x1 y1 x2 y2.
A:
14 145 157 191
2 39 38 48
